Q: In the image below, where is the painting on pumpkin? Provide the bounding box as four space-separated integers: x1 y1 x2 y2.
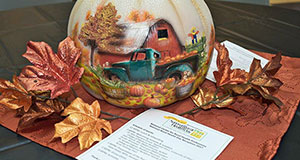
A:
71 2 214 108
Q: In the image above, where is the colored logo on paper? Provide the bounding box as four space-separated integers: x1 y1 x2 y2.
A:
163 116 206 140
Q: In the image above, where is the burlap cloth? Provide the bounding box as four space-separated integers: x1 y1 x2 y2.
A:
1 51 300 160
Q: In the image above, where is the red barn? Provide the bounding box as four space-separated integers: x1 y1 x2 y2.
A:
96 19 184 66
143 19 183 58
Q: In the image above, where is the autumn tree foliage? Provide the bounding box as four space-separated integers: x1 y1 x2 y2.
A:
79 3 123 66
127 10 154 22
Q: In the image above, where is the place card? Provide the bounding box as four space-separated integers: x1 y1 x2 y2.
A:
77 109 233 160
206 40 269 82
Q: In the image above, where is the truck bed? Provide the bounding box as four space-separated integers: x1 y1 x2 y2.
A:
155 54 200 79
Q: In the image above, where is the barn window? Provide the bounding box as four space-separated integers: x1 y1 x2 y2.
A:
158 29 168 40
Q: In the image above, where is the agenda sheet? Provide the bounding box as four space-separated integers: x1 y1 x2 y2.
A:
77 109 233 160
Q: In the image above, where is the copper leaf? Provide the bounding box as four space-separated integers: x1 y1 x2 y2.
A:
18 99 66 130
18 37 84 99
213 42 283 107
249 55 283 90
0 75 32 112
213 42 249 87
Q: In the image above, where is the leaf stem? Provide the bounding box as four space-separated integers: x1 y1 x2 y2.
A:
70 86 78 98
101 111 131 121
34 95 69 103
213 87 220 99
179 94 231 116
103 117 119 121
27 92 131 121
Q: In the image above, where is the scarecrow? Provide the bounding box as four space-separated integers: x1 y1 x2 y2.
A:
188 27 200 44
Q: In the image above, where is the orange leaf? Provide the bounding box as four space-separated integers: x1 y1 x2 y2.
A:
53 98 112 150
0 75 32 112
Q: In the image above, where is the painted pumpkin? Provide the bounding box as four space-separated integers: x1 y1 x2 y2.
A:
130 85 145 97
143 96 161 108
68 0 215 108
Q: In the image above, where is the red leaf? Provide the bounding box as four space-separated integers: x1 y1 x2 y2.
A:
18 37 84 98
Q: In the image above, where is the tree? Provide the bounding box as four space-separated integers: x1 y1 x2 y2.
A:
127 10 154 22
79 3 123 66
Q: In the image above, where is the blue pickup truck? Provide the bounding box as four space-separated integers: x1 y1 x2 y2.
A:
103 48 199 82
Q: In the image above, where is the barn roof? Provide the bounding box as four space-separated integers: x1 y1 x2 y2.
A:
109 19 170 55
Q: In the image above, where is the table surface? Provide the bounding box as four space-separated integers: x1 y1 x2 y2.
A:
0 1 300 160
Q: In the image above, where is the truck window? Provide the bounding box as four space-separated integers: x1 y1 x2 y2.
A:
132 52 147 61
154 52 160 59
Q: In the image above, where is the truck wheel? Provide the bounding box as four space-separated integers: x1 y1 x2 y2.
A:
105 72 121 81
168 72 183 82
109 74 121 81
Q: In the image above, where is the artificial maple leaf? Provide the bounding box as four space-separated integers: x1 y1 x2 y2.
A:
246 54 283 106
248 54 283 89
191 88 235 110
18 37 84 99
214 42 283 107
53 98 112 150
0 75 32 112
18 98 66 130
213 42 249 87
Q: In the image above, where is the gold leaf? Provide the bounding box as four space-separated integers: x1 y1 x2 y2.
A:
61 97 100 117
215 97 236 108
224 84 252 95
191 88 215 110
191 88 235 110
53 98 112 150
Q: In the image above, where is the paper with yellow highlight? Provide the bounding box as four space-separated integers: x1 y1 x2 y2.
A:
77 109 233 160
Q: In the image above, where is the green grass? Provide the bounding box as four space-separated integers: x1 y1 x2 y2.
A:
185 36 206 53
89 66 126 89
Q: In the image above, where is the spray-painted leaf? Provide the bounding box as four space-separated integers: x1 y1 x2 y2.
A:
252 85 283 107
191 88 235 110
0 75 32 112
225 84 252 95
249 55 283 90
18 99 66 130
213 43 283 108
191 88 215 110
213 42 248 87
18 37 84 98
263 53 282 76
53 98 112 150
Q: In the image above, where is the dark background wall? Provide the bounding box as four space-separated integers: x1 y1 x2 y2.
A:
0 0 72 11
